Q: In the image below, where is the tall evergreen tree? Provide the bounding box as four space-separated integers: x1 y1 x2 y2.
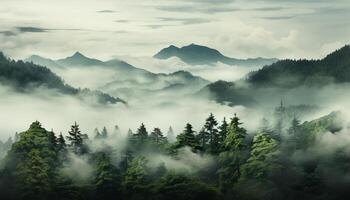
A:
150 128 167 145
5 121 58 200
47 130 57 150
94 152 121 199
66 122 88 154
166 126 176 143
218 114 248 194
218 117 228 145
175 123 200 151
224 114 247 152
203 113 219 153
287 117 303 150
133 123 148 145
123 157 151 199
57 133 66 152
127 129 133 137
241 133 281 180
101 127 108 138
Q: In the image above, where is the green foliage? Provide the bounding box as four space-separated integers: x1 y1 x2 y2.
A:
241 133 282 180
0 52 124 105
218 117 228 145
198 113 220 153
123 156 151 199
154 173 221 200
248 45 350 87
223 114 247 152
1 111 349 200
174 123 200 152
66 122 89 155
4 121 58 199
93 152 121 199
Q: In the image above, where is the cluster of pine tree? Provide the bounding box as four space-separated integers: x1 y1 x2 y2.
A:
0 107 349 200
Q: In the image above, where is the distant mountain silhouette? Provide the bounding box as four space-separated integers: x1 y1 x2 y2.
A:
26 52 210 100
57 52 105 66
0 52 125 105
154 44 277 66
26 55 64 69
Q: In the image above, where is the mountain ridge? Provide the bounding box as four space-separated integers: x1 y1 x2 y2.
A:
154 43 278 66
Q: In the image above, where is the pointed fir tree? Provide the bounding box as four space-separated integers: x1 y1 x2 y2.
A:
241 133 282 181
127 129 133 138
47 129 57 150
175 123 200 151
218 117 229 146
204 113 219 153
197 128 208 151
166 126 176 143
218 114 248 191
150 128 167 145
66 122 88 154
101 127 108 139
287 117 303 150
57 133 66 152
274 100 286 136
134 123 148 145
94 152 121 198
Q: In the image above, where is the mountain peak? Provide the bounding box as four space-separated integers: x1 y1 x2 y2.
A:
71 51 86 58
57 52 103 66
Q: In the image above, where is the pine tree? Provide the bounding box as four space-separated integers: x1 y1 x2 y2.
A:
57 133 66 152
197 128 208 151
219 117 228 145
101 127 108 138
127 129 133 137
260 118 279 140
134 123 148 145
224 114 247 152
287 117 302 150
175 123 200 151
47 130 57 150
274 100 286 137
6 121 58 199
166 126 176 143
241 133 282 181
66 122 88 154
218 114 248 191
123 157 151 199
150 128 167 145
202 113 219 153
94 152 121 199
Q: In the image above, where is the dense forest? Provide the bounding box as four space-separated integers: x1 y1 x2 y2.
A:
201 45 350 107
0 52 124 105
0 102 348 200
247 45 350 88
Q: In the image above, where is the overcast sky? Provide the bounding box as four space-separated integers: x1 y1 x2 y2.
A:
0 0 349 60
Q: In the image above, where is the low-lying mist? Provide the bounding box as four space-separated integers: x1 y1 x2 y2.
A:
0 84 261 141
118 56 258 82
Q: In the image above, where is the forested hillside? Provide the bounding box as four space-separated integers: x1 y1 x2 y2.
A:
0 105 348 200
0 52 125 105
247 45 350 88
201 45 350 106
